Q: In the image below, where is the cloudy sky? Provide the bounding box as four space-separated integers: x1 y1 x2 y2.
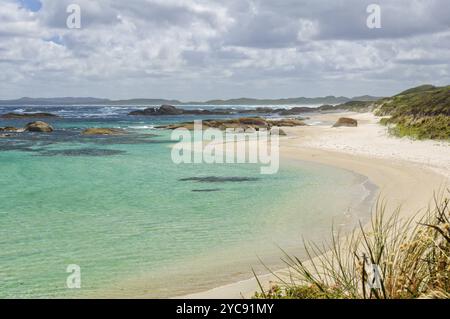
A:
1 0 449 100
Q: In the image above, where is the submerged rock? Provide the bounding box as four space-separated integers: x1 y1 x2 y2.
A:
0 112 59 119
37 148 126 157
191 189 222 192
333 117 358 127
82 128 127 135
25 121 54 132
179 176 259 183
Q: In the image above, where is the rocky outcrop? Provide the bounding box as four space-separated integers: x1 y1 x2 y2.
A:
129 104 232 116
157 117 305 131
1 112 59 119
81 128 127 135
0 126 21 132
129 104 184 116
24 121 54 132
333 117 358 127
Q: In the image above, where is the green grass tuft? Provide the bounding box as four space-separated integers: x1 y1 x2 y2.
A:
254 191 450 299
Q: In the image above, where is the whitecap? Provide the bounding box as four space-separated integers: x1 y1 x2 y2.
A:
128 125 155 130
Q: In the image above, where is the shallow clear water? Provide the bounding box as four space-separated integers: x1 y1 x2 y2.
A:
0 105 374 298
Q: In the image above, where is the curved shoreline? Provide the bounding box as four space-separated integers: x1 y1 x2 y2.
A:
178 112 449 299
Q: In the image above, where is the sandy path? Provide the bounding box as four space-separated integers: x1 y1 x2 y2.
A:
178 112 449 299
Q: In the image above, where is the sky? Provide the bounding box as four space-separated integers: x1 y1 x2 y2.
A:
0 0 449 100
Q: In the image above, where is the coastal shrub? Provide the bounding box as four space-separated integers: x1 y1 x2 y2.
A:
254 191 450 299
379 118 390 126
374 85 450 140
388 115 450 140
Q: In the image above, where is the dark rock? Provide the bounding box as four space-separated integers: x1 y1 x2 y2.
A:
333 117 358 127
82 128 127 135
129 104 183 116
129 104 233 116
1 112 59 119
179 176 259 183
159 104 184 115
37 148 126 157
24 121 54 132
0 126 21 132
191 189 222 192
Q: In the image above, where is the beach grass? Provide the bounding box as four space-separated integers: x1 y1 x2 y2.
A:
254 191 450 299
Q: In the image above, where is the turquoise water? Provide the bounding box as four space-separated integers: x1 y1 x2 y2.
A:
0 107 374 298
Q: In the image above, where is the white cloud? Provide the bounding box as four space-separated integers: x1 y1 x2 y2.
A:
0 0 449 99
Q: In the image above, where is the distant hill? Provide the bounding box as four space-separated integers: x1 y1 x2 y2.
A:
110 99 182 105
1 97 111 105
193 96 355 105
0 95 382 106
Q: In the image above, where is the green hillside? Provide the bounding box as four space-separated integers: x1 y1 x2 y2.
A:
375 85 450 140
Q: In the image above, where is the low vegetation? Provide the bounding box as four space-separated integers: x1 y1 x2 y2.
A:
254 191 450 299
335 100 376 112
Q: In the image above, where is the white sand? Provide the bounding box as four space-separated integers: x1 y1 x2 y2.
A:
178 112 449 299
295 112 450 178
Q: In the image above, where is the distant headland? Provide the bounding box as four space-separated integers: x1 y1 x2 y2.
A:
0 95 382 106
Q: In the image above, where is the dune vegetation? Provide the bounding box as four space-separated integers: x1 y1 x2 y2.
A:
254 191 450 299
375 85 450 140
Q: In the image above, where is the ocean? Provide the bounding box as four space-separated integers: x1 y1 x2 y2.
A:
0 104 374 298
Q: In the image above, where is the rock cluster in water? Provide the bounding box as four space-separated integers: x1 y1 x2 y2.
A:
128 104 314 116
156 117 305 134
1 121 55 133
129 104 232 116
128 103 366 117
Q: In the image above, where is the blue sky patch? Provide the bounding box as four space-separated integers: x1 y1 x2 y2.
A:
46 35 64 46
18 0 42 12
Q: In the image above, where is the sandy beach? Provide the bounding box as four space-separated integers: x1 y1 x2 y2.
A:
180 111 450 299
